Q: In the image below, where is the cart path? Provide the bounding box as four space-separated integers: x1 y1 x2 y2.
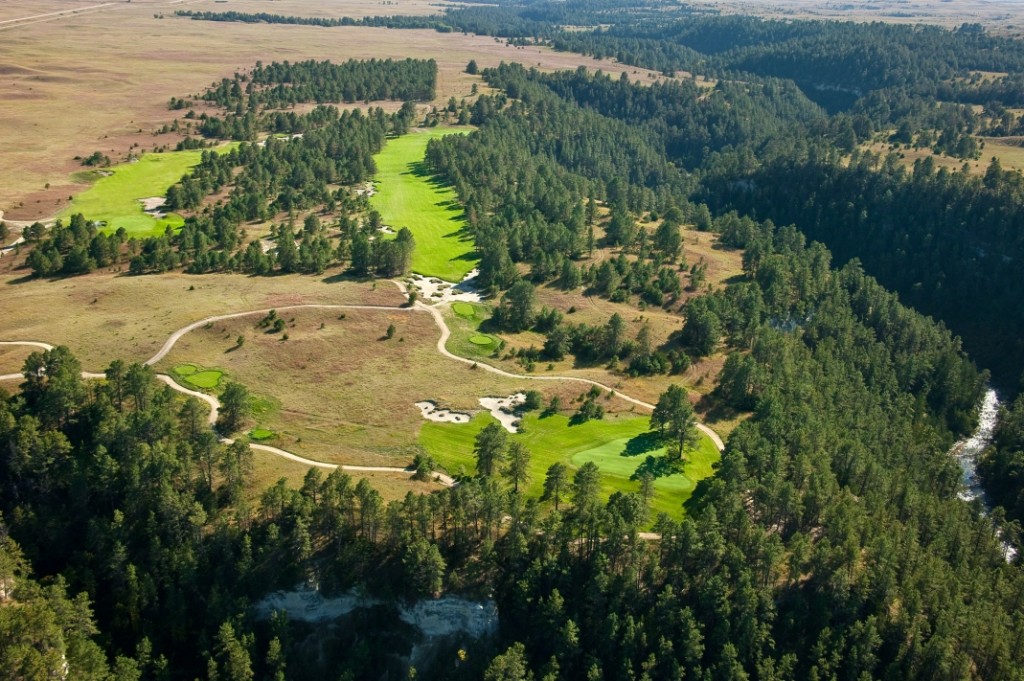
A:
0 296 725 484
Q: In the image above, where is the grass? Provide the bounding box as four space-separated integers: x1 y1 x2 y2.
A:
370 128 477 280
452 302 476 318
419 411 721 520
442 303 502 360
57 146 233 237
0 267 403 370
152 306 544 467
249 428 275 441
173 363 223 390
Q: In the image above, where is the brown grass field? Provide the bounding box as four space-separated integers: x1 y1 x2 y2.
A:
249 454 445 503
0 0 675 219
0 345 36 376
0 260 405 368
863 137 1024 176
152 305 584 466
686 0 1024 34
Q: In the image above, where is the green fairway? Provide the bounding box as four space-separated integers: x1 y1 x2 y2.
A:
60 145 233 237
370 128 476 280
419 412 721 520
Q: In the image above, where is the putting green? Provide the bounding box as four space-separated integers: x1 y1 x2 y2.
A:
370 128 477 280
453 302 476 318
249 428 275 441
419 412 721 521
60 144 235 238
468 334 494 346
184 370 223 390
174 363 199 376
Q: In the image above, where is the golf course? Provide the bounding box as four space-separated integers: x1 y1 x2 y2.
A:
420 411 721 518
60 145 233 237
370 128 477 280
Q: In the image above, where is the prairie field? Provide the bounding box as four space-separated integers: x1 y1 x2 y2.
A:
0 0 673 219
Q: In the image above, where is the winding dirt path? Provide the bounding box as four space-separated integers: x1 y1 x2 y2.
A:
0 292 725 487
417 302 727 450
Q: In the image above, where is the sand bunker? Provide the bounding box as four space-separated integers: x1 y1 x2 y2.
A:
416 401 471 424
139 196 167 218
355 181 376 198
479 393 526 433
408 269 484 305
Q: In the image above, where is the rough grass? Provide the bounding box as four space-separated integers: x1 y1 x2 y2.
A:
151 306 572 467
442 304 503 360
57 146 232 237
370 128 477 280
247 454 446 504
0 267 404 370
419 411 721 520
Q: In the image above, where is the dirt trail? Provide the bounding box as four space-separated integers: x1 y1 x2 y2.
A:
0 289 725 488
0 2 117 31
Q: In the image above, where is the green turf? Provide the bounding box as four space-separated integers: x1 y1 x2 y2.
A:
60 144 234 237
419 412 721 521
184 370 223 390
452 302 476 318
249 428 275 441
370 128 476 280
173 364 198 376
442 304 499 359
469 334 494 346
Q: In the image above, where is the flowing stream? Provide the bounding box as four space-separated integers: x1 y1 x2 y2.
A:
950 388 1016 561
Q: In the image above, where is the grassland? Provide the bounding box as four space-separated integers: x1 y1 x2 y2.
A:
150 305 587 467
57 146 232 237
420 411 721 519
0 265 405 370
1 0 674 221
370 128 477 280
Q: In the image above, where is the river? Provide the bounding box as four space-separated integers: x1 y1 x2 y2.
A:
951 388 1017 561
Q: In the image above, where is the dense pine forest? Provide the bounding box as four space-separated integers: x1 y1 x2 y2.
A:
6 3 1024 679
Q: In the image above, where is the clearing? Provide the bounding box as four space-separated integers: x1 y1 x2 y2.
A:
370 128 477 280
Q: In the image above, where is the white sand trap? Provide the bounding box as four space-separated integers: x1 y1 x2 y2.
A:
408 268 484 305
139 196 167 218
379 225 396 235
416 400 471 424
355 181 376 197
479 392 526 433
